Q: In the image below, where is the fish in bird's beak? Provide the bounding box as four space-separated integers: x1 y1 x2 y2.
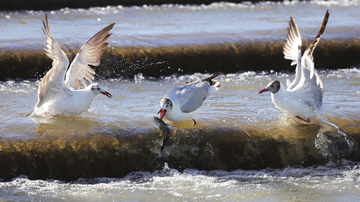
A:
258 88 269 94
100 91 112 98
157 109 167 120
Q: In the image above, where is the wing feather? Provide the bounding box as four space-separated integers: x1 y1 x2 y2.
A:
283 17 302 66
65 23 115 89
284 16 303 91
290 10 329 111
36 13 69 108
303 10 330 79
178 81 210 113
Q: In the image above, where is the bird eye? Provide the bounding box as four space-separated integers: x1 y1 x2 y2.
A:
97 87 100 90
270 85 274 87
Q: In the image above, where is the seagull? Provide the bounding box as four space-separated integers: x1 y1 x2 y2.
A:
158 73 222 125
258 10 330 123
32 14 115 117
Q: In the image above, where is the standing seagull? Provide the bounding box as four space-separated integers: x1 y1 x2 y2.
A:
158 74 222 125
258 10 330 123
32 14 115 117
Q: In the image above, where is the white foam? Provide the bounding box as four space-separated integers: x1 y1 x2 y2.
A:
1 161 360 201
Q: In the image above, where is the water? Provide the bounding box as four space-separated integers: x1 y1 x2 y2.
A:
1 0 360 201
1 161 360 201
0 69 360 200
1 1 360 50
1 69 359 135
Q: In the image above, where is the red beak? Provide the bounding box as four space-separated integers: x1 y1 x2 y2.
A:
157 109 167 120
100 91 112 98
258 89 269 94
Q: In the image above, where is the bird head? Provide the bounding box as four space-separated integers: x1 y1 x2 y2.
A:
157 98 173 120
90 83 112 98
258 80 281 94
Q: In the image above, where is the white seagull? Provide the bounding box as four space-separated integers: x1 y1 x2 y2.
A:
32 14 115 117
158 73 222 125
258 10 330 123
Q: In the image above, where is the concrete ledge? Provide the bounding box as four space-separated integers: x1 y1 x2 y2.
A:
0 119 358 181
1 39 360 81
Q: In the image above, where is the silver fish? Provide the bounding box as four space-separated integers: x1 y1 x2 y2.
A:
153 117 170 151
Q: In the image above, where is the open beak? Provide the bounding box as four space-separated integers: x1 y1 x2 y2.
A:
258 88 269 94
100 91 112 98
157 109 167 120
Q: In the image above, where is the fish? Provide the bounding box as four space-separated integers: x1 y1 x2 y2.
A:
153 117 170 151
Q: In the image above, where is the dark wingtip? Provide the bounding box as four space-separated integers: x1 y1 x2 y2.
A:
305 9 330 57
203 73 222 85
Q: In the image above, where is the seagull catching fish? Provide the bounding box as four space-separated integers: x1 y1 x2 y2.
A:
158 73 222 125
258 10 331 123
32 14 115 117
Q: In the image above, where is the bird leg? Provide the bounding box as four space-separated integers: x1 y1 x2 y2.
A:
295 116 311 123
192 119 197 126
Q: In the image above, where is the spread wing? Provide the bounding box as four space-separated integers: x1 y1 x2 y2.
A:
36 13 69 108
65 23 115 89
283 16 302 66
289 10 329 111
283 16 303 90
167 81 210 113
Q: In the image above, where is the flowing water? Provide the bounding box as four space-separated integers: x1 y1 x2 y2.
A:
1 161 360 201
1 70 360 200
1 0 360 201
1 1 360 49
